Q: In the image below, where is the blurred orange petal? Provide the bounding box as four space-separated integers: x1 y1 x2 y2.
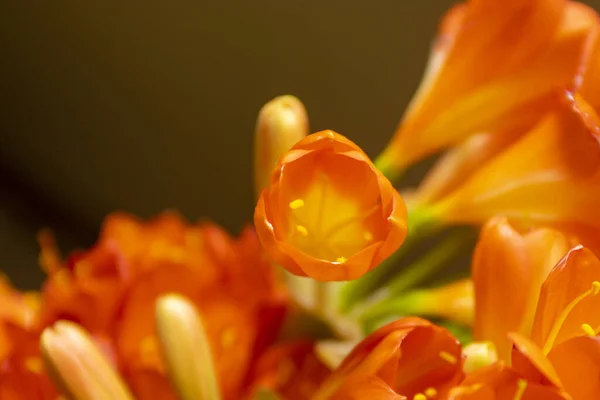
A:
432 91 600 228
378 0 597 171
472 217 570 361
248 341 330 400
254 130 408 281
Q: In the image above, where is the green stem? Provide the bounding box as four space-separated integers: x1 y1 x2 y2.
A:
336 207 439 313
350 232 472 321
374 233 467 299
374 146 406 186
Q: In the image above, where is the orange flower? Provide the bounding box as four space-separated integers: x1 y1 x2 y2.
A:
427 90 600 229
247 341 331 400
254 130 408 281
0 276 40 361
312 317 464 399
7 212 288 400
455 246 600 399
472 217 571 361
376 0 598 176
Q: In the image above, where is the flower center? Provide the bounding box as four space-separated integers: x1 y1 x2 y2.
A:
286 172 382 262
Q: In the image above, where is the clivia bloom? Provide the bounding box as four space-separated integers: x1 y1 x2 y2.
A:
376 0 598 177
453 246 600 399
254 130 408 281
312 317 464 399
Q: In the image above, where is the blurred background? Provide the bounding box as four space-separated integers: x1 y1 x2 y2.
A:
2 1 599 289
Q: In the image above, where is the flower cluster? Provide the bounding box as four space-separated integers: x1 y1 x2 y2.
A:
1 0 600 399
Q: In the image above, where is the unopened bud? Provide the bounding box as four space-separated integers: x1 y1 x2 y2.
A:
155 294 221 400
254 95 309 198
40 321 134 400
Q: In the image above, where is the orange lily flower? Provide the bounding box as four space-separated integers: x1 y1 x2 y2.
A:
312 317 464 399
426 89 600 230
472 217 571 361
254 130 408 281
247 340 331 400
455 246 600 399
376 0 598 176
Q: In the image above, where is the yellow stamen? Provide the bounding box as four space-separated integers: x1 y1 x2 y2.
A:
425 387 438 398
296 225 308 236
363 231 373 242
25 357 43 374
581 323 596 336
542 281 600 354
336 256 347 263
513 379 527 400
439 350 457 364
413 394 427 400
289 199 305 210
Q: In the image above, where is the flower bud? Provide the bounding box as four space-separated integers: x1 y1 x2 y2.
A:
40 320 134 400
254 95 309 198
155 294 221 400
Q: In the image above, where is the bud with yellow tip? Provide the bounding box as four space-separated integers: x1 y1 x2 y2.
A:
462 341 498 374
253 95 309 198
155 293 221 400
40 320 135 400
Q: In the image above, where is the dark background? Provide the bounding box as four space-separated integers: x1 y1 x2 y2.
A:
2 1 599 289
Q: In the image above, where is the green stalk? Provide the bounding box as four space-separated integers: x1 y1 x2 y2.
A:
336 207 439 313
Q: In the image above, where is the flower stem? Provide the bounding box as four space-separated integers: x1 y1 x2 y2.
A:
351 232 473 322
336 207 439 313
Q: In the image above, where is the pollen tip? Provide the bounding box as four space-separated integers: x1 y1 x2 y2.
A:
581 323 596 336
425 387 437 398
439 350 457 364
296 225 308 236
413 394 427 400
363 231 373 242
592 281 600 295
336 256 347 263
289 199 305 210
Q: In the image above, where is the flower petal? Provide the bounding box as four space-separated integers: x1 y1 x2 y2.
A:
433 91 600 228
472 217 569 361
547 335 600 400
530 246 600 351
509 333 562 388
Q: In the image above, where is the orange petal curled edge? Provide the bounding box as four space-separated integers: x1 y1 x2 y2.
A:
472 217 570 361
313 317 463 399
254 130 408 282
